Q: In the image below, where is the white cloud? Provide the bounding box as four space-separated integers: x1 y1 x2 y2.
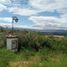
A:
0 0 11 5
29 0 67 12
0 0 67 30
29 16 67 30
28 0 67 30
0 0 67 15
0 0 21 12
5 0 67 16
8 7 40 16
0 0 11 12
0 4 7 12
0 17 34 29
0 17 12 22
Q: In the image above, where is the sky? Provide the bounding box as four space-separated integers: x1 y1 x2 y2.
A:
0 0 67 30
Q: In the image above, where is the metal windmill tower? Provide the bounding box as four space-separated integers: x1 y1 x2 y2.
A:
12 16 19 34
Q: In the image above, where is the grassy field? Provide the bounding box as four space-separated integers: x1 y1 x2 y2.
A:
0 30 67 67
0 48 67 67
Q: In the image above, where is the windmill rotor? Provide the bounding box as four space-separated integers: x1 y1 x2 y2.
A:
12 16 18 22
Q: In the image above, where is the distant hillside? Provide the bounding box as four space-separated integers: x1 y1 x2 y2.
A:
41 30 67 36
0 26 67 36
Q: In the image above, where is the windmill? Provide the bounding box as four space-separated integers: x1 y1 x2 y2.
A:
6 16 19 52
12 16 19 34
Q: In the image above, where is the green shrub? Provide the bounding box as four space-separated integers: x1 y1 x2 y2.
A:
0 30 67 52
0 33 6 48
17 31 67 52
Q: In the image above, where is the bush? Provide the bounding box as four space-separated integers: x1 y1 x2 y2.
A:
17 31 67 52
0 30 67 52
0 33 6 48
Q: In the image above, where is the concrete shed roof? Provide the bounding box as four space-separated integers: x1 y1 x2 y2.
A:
6 34 18 38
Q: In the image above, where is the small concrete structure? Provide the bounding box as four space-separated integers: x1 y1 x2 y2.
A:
6 34 18 52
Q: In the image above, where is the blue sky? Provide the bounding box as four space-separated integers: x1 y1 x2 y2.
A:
0 0 67 30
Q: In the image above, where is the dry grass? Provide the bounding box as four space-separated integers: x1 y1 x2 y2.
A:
9 56 41 67
9 61 35 67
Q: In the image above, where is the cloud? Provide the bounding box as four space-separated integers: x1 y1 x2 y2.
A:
28 0 67 30
0 17 34 29
0 4 7 12
29 0 67 12
0 0 11 12
0 17 12 22
2 0 66 16
29 16 67 30
0 0 67 15
8 7 40 16
0 0 67 30
0 0 11 5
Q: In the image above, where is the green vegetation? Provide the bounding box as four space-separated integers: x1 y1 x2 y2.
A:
0 30 67 67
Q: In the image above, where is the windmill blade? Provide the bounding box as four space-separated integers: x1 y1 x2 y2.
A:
15 17 18 22
12 16 19 22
